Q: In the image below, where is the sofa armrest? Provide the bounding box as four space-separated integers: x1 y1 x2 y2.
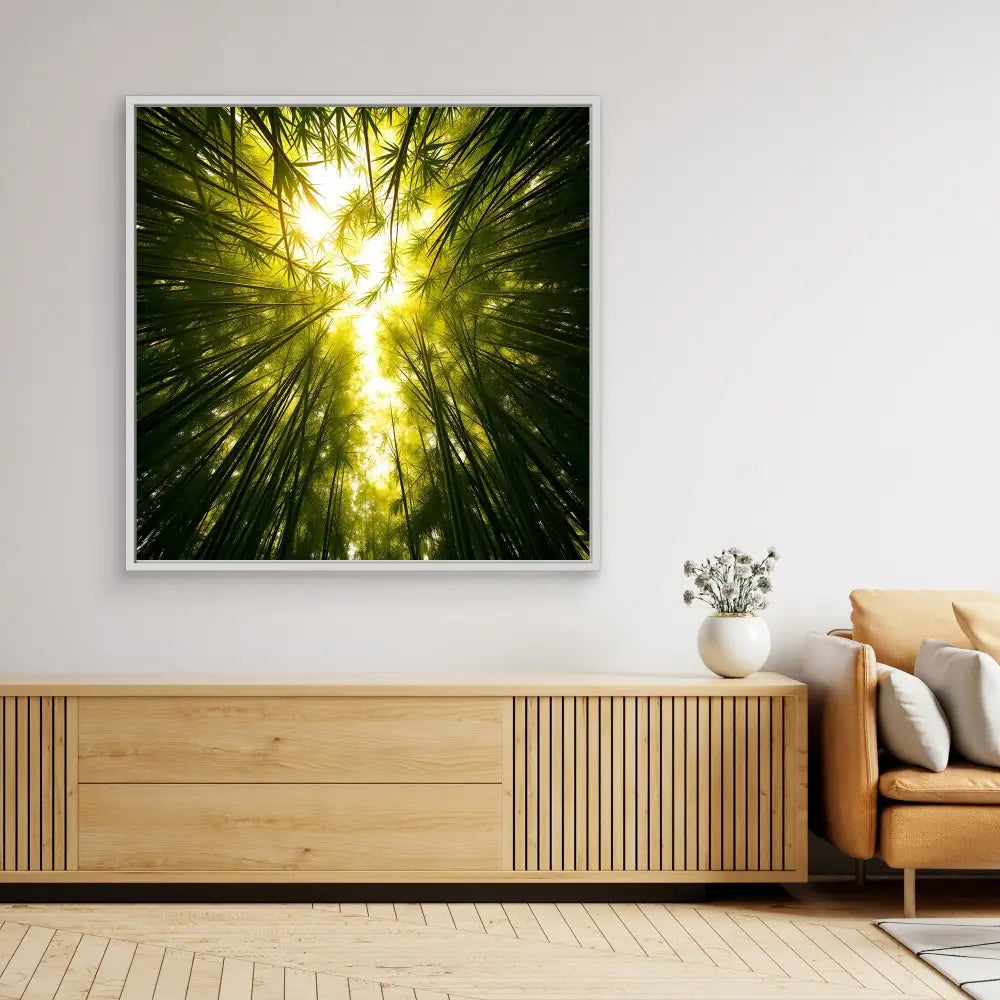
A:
801 632 878 860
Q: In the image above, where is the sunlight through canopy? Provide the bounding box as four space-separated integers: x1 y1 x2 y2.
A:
134 104 591 562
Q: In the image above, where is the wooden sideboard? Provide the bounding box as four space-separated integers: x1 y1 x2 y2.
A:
0 673 806 883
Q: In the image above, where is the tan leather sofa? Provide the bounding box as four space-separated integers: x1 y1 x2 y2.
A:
801 589 1000 916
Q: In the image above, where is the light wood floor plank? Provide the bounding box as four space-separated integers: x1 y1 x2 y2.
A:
728 913 824 982
0 925 56 998
21 931 81 1000
89 939 137 1000
346 980 380 1000
472 905 515 939
338 906 368 919
419 907 453 931
120 945 165 1000
250 963 282 1000
581 904 645 957
186 953 223 1000
315 974 349 1000
758 917 860 987
525 905 577 948
638 905 711 965
380 987 415 1000
364 907 396 924
695 910 785 975
608 904 679 961
52 934 108 1000
445 907 483 936
498 905 546 943
217 958 253 1000
664 907 749 970
284 967 317 1000
553 905 609 952
829 926 936 998
391 906 423 927
0 926 30 980
793 922 896 993
152 949 193 1000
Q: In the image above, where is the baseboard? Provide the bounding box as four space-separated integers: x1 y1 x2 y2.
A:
811 871 1000 882
0 882 721 904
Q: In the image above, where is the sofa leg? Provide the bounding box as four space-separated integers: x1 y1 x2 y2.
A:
903 868 916 918
854 858 867 887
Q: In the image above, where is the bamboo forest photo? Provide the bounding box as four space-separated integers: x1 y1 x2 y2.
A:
130 102 594 564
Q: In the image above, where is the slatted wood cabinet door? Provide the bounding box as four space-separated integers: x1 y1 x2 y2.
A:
0 674 806 883
505 692 807 879
0 696 76 873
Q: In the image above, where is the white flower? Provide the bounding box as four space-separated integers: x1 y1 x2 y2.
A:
686 546 778 613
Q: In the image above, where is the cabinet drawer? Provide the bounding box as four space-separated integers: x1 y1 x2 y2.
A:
79 783 501 871
78 697 501 783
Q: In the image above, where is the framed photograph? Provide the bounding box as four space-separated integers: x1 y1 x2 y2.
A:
126 97 599 569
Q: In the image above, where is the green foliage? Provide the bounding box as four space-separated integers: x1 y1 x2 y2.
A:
135 104 590 561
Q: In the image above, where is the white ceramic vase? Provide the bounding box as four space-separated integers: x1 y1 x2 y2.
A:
697 613 771 678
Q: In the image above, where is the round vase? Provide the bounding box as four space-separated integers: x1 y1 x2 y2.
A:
697 614 771 678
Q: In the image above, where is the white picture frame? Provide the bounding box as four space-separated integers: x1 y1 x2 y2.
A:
126 96 600 571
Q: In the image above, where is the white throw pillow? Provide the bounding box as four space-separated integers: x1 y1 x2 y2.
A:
876 663 951 771
915 638 1000 767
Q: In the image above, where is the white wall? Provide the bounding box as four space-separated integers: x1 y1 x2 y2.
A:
1 0 998 676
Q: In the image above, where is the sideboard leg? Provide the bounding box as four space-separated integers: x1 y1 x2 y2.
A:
903 868 916 918
854 858 866 888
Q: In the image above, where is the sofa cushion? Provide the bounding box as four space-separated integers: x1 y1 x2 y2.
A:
954 601 1000 661
881 803 1000 869
850 589 1000 672
876 664 950 771
915 639 1000 767
880 764 1000 804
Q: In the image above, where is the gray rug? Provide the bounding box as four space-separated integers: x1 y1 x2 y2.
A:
878 919 1000 999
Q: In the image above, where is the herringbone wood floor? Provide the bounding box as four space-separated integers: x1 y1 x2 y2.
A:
0 880 993 999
